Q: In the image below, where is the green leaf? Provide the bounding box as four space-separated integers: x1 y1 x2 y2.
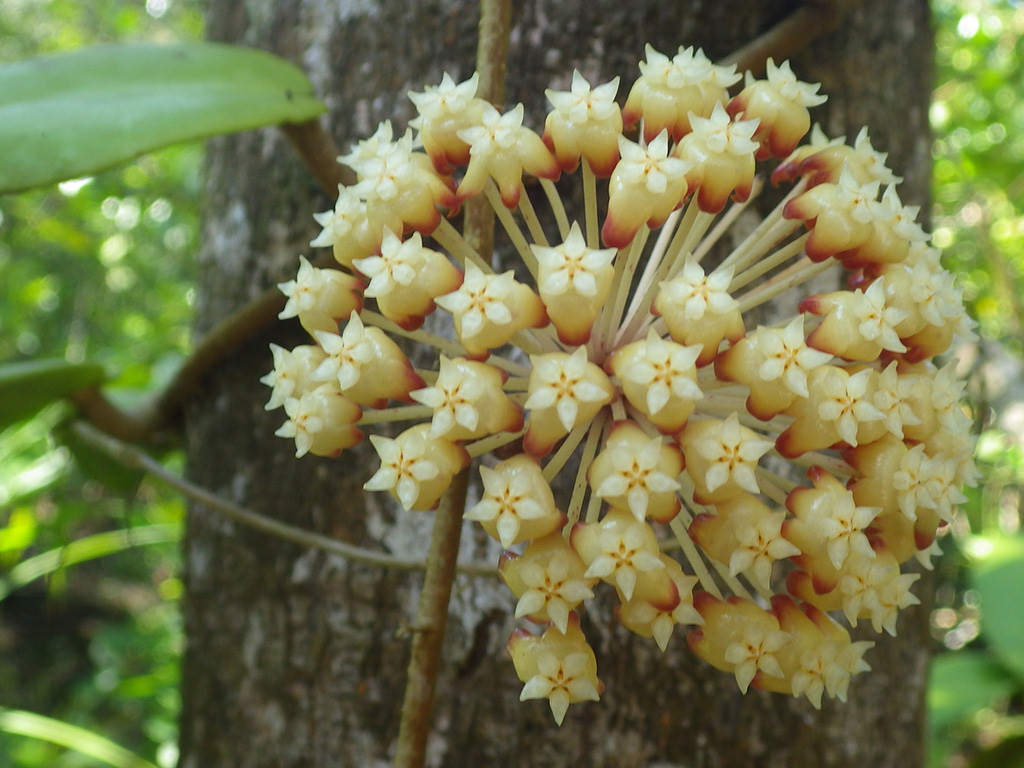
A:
55 419 144 494
972 539 1024 678
0 523 180 602
928 650 1017 732
0 42 325 193
0 358 105 430
0 708 159 768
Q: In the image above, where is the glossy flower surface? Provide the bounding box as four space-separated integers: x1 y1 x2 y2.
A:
263 46 975 723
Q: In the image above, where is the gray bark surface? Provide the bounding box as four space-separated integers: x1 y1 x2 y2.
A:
181 2 934 766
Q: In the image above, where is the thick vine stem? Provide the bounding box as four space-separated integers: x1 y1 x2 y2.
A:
68 421 496 577
279 117 354 194
394 468 471 768
722 0 862 76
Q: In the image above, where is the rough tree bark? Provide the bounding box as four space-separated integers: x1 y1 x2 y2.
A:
181 2 934 766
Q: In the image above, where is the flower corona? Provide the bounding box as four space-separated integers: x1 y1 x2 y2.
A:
262 46 975 724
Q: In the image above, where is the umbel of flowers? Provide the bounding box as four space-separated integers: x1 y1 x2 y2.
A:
261 48 976 722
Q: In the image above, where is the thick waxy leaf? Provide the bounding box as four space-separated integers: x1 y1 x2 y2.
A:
0 359 106 430
0 42 325 193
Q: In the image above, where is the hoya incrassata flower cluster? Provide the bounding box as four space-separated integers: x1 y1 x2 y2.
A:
262 45 976 722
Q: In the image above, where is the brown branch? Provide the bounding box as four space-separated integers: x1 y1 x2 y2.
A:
71 253 342 442
460 0 511 260
393 2 511 766
393 468 471 768
69 421 497 577
722 0 862 76
150 283 289 427
280 117 355 195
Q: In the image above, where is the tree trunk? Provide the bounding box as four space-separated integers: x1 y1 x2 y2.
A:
181 2 934 766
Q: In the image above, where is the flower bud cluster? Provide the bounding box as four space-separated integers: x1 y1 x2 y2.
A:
259 46 974 722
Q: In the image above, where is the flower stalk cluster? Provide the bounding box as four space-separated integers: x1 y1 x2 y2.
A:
262 45 975 722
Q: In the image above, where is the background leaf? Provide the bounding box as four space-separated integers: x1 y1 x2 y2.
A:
929 650 1017 731
0 42 325 193
970 536 1024 678
0 708 159 768
0 359 105 430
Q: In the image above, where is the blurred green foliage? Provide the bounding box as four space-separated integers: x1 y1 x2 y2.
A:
2 0 1024 766
927 3 1024 767
933 0 1024 351
0 1 201 766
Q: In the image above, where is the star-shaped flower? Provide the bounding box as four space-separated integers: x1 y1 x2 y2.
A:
545 70 620 126
658 261 737 322
614 131 689 196
464 457 560 547
591 433 681 521
755 316 832 398
814 367 884 446
313 314 375 391
519 651 601 726
723 625 790 694
435 263 521 343
691 413 772 494
524 346 613 433
687 102 760 156
260 343 326 411
617 328 703 417
533 222 615 298
507 546 595 634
